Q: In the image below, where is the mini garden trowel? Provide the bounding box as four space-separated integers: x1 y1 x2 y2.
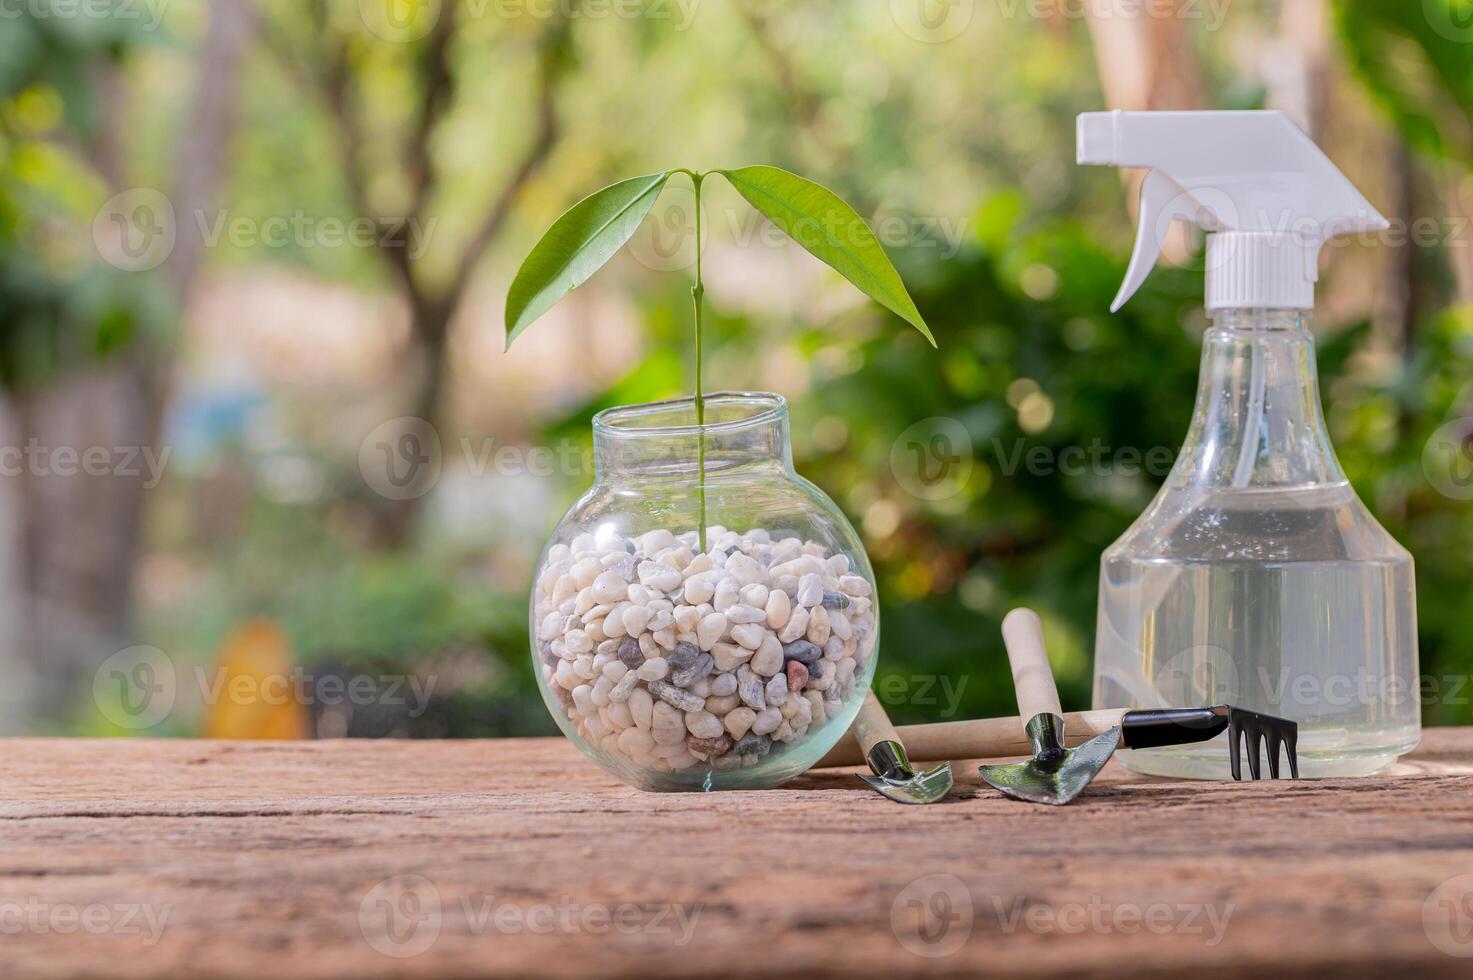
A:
978 608 1121 806
851 692 952 804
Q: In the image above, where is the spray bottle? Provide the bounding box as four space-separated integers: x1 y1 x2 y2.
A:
1078 110 1419 778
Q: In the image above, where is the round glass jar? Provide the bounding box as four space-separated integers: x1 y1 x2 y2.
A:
530 391 878 791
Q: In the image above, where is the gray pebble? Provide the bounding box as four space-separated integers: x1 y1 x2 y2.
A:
670 651 714 688
737 668 767 711
617 636 644 670
764 673 788 706
732 732 772 757
648 679 705 712
782 639 823 668
538 643 558 667
668 642 701 672
821 590 851 611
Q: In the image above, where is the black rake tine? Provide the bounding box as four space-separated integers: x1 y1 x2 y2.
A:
1266 731 1282 779
1246 725 1263 780
1228 715 1243 781
1284 724 1299 779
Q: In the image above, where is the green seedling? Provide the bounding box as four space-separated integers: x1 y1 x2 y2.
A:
505 166 934 548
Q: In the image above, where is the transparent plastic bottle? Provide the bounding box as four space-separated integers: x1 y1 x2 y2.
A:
1094 309 1419 778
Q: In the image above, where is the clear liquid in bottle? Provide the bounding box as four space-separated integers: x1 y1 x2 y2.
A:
1092 311 1419 778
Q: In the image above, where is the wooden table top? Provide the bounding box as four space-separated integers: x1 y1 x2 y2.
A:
2 731 1472 978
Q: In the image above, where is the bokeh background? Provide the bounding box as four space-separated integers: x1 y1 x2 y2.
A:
2 0 1471 739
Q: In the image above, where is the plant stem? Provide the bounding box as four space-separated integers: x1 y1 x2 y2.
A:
691 171 707 552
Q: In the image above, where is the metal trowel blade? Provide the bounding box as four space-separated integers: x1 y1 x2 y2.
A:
858 761 954 805
978 727 1121 806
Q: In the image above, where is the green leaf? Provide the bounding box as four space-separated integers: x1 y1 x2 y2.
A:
504 170 671 349
718 165 935 346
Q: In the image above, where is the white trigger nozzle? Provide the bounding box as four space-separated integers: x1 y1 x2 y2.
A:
1112 171 1199 313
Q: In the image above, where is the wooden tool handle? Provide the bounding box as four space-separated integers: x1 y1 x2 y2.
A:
849 692 899 757
1002 607 1061 718
814 709 1129 769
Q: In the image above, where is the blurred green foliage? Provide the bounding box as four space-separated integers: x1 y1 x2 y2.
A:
6 2 1473 738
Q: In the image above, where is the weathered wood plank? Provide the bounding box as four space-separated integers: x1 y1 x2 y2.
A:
1 732 1471 978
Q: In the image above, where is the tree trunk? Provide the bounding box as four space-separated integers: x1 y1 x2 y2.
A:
3 363 153 726
367 300 452 547
2 0 254 728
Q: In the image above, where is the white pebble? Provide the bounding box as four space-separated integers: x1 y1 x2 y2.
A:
607 699 633 729
636 657 669 681
571 684 596 715
622 604 652 637
591 571 628 604
637 561 682 594
591 675 613 707
725 552 765 586
839 575 872 597
797 573 823 608
738 583 769 608
807 605 831 645
724 706 757 738
726 604 766 625
601 605 628 639
712 642 752 672
778 606 809 644
571 557 602 589
713 579 740 613
696 613 728 651
751 635 783 676
629 687 654 729
619 727 654 756
685 710 724 739
673 605 702 634
751 707 783 735
765 589 791 630
683 574 716 605
730 623 766 650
